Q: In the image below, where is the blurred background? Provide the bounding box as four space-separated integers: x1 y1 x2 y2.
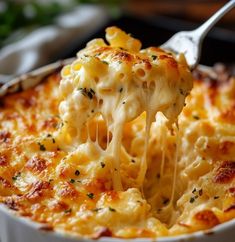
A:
0 0 234 82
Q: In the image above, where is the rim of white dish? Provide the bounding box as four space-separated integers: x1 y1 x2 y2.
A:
1 202 235 242
0 59 234 242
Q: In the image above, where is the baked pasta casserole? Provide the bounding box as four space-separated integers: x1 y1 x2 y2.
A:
0 27 235 239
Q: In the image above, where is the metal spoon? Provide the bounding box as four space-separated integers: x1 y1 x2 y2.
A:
161 0 235 69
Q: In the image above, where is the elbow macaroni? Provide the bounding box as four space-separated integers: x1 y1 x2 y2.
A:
0 27 234 239
57 26 192 191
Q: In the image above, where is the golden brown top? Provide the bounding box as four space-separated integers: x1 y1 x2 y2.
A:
0 27 235 240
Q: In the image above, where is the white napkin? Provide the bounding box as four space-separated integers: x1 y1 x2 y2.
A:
0 5 109 83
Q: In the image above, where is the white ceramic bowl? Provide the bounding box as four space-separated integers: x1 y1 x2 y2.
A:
0 61 235 242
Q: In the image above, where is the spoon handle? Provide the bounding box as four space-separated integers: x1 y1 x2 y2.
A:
195 0 235 39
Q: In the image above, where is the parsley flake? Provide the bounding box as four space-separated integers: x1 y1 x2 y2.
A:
102 60 108 65
87 193 94 199
192 188 196 194
64 208 72 214
152 55 157 60
12 172 21 181
78 87 95 100
93 208 102 212
189 197 195 203
163 198 169 205
75 170 80 176
87 92 93 99
108 207 116 212
38 142 46 151
179 88 184 95
193 115 200 120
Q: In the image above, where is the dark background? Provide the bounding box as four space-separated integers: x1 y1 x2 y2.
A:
65 13 235 66
1 0 235 67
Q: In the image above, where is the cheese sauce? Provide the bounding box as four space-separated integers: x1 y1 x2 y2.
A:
1 27 234 239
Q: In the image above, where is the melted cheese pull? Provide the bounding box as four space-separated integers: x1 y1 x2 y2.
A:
2 26 235 239
57 26 193 191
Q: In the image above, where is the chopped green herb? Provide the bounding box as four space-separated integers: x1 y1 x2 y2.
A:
152 55 157 60
57 122 64 129
12 172 21 181
192 188 196 194
75 170 80 176
100 162 105 168
87 193 94 199
189 197 195 203
90 88 95 95
108 207 116 212
78 87 95 100
64 208 72 214
193 115 200 120
70 179 75 184
93 208 102 212
179 88 184 95
163 198 169 205
102 60 108 65
38 142 46 151
87 92 93 99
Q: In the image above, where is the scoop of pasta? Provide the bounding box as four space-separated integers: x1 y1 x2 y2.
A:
57 26 193 191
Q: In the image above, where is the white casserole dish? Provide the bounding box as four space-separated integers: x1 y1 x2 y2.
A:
0 60 235 242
